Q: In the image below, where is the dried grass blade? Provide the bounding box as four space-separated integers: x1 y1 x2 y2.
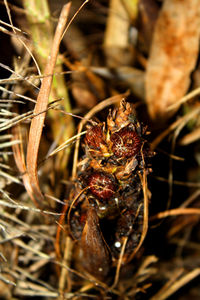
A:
26 3 71 202
150 268 200 300
12 125 39 206
151 106 200 149
179 127 200 145
127 168 149 263
151 207 200 221
0 170 20 184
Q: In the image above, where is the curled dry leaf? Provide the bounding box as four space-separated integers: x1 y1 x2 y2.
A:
145 0 200 120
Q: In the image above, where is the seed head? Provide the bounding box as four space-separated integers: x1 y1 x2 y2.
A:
111 127 141 158
87 171 116 200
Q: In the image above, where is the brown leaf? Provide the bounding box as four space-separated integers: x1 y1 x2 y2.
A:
80 208 111 279
145 0 200 120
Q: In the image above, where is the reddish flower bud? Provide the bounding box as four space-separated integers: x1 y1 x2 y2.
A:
87 171 116 200
85 125 104 149
111 127 141 158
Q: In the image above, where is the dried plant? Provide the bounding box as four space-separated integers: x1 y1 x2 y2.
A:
0 0 200 299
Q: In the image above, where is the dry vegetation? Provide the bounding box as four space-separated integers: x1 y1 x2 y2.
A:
0 0 200 299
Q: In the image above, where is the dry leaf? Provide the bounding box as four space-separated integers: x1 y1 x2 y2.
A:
145 0 200 120
80 208 111 279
